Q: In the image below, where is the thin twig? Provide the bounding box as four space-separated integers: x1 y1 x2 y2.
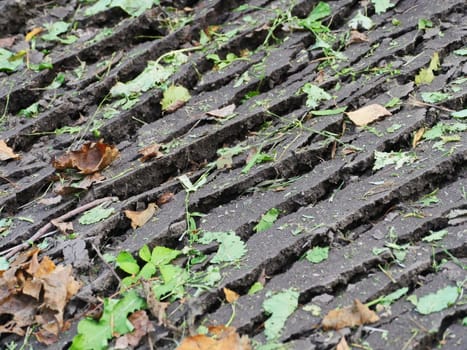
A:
91 243 122 284
2 196 118 259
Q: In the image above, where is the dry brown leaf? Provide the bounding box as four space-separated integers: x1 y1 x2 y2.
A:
165 99 187 113
347 30 369 45
412 127 425 148
52 141 119 174
115 310 155 349
38 196 62 206
0 249 81 343
322 299 379 330
207 104 236 118
25 27 44 41
345 104 391 126
157 192 174 206
336 336 350 350
315 70 326 84
51 219 74 234
139 143 164 162
142 280 169 326
224 287 240 304
0 140 20 161
177 326 252 350
124 203 158 229
0 36 15 48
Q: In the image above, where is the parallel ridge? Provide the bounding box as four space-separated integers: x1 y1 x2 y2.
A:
0 0 465 349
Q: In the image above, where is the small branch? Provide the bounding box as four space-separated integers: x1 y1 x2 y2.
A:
91 243 122 284
2 196 118 259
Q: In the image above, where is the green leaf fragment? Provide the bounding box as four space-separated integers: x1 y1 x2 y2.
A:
451 109 467 119
0 256 9 270
153 264 189 301
151 246 181 266
371 0 395 14
198 231 247 263
418 19 433 30
373 150 417 170
42 21 77 44
161 85 191 111
299 2 331 30
310 107 347 116
78 204 115 225
411 285 459 315
85 0 154 17
254 208 280 233
71 290 146 350
248 282 264 295
453 48 467 56
18 102 40 118
422 229 448 242
384 97 401 108
0 48 24 72
139 244 151 262
263 289 299 341
305 246 329 264
379 287 409 306
242 151 274 174
415 52 440 86
116 251 140 275
299 83 331 109
349 11 374 30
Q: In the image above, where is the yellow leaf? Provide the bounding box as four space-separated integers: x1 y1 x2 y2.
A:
412 127 425 148
25 27 44 42
223 287 240 304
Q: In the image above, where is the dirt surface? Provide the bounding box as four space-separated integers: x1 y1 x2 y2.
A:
0 0 466 349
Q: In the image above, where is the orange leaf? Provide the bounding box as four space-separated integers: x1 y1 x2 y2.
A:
25 27 44 41
139 143 164 162
345 104 391 126
412 127 425 148
52 141 119 174
177 326 251 350
157 192 174 206
224 287 240 304
124 203 158 229
0 140 20 161
322 299 379 330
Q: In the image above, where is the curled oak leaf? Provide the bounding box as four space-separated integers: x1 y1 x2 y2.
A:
0 140 20 161
139 143 164 162
177 326 251 350
322 299 379 331
124 203 158 229
52 141 119 174
347 30 369 45
156 192 174 206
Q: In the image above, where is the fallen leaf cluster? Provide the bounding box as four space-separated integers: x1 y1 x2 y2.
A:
177 326 251 350
52 141 119 174
0 248 81 344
